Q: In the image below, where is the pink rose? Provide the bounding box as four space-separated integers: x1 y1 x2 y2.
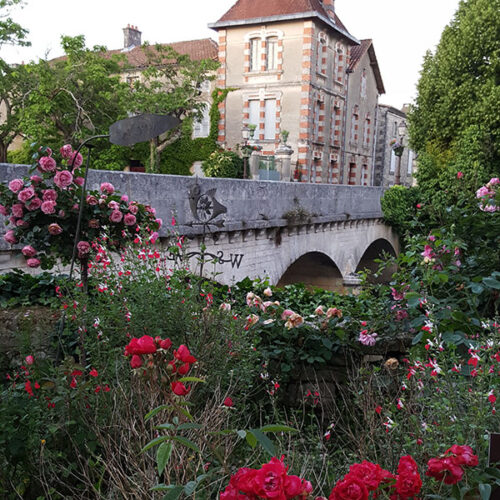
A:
108 200 120 210
41 200 56 214
30 175 42 184
110 210 123 223
74 177 84 186
54 170 73 189
489 177 500 186
0 204 8 216
26 197 42 211
58 210 65 218
155 218 162 228
60 144 73 159
456 171 463 179
11 204 24 218
22 245 37 257
38 156 57 173
100 182 115 194
9 179 24 193
25 355 34 365
149 231 159 244
121 195 129 202
42 189 57 201
86 195 98 205
124 213 136 226
48 223 63 235
77 240 91 258
128 204 138 215
4 229 17 244
70 151 83 169
16 219 29 227
26 258 41 268
17 187 35 202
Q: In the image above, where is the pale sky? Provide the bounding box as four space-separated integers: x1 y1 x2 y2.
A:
1 0 461 108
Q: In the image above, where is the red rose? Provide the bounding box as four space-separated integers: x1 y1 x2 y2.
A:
254 457 287 499
445 445 478 467
397 456 418 476
159 338 172 350
223 397 234 407
284 475 312 498
130 355 142 369
125 335 157 355
232 467 258 495
329 476 368 500
177 363 191 376
395 472 422 498
174 344 197 364
426 457 464 485
171 381 190 396
348 461 385 491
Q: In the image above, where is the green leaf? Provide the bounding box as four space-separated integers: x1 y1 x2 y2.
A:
259 424 297 433
236 430 247 439
483 277 500 290
178 376 205 383
171 436 200 453
245 431 257 448
161 486 184 500
479 483 492 500
156 442 173 475
184 481 197 496
141 436 169 453
145 404 175 422
249 429 276 456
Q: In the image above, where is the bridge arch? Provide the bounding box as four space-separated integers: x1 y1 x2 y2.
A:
276 251 344 291
355 238 397 283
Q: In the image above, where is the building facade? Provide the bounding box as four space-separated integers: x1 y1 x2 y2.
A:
373 105 414 187
209 0 385 185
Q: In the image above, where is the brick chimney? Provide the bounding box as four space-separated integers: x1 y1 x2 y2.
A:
321 0 335 16
123 24 142 49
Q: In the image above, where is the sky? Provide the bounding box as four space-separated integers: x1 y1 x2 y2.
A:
1 0 461 108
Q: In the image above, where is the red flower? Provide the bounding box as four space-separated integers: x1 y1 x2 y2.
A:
329 476 368 500
253 456 288 499
395 471 422 498
375 405 382 414
445 445 478 467
284 475 312 498
426 457 464 485
130 355 143 369
349 461 389 491
397 456 418 476
125 335 157 356
223 397 234 407
25 380 34 397
177 363 191 376
174 344 197 364
159 338 172 350
70 377 77 388
89 368 98 377
171 381 190 396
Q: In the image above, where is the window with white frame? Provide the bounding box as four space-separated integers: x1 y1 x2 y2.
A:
351 106 359 144
193 102 210 138
407 150 414 175
317 33 327 75
360 69 367 99
390 150 396 173
266 37 279 70
264 99 277 140
248 100 260 129
250 38 261 72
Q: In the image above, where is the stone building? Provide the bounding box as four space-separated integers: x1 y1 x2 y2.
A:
373 104 415 187
208 0 385 184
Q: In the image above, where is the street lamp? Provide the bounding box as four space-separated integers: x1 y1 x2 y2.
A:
241 124 250 179
394 120 407 185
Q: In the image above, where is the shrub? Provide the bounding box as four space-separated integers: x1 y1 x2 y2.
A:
202 150 243 179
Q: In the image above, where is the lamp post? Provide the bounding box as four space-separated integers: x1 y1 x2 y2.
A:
241 124 250 179
394 120 407 185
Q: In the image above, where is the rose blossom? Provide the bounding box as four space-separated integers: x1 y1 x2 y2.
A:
254 457 287 498
16 219 28 227
69 151 83 169
124 213 136 226
0 204 8 216
125 335 157 356
57 209 65 218
315 305 325 316
3 229 17 244
128 204 139 215
30 175 42 184
100 182 115 194
121 194 129 202
38 156 57 172
22 245 37 257
108 200 120 210
263 287 272 297
8 179 24 193
329 476 368 500
130 355 142 369
17 187 35 203
48 223 63 235
42 189 57 201
54 170 73 189
358 330 378 346
25 355 34 365
86 195 98 205
285 312 304 329
171 381 190 396
110 210 123 223
41 201 57 215
26 258 41 268
77 241 91 258
74 177 84 186
11 204 24 218
155 217 162 228
60 144 73 159
26 197 42 211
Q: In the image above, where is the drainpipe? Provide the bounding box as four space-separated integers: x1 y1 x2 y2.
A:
340 68 353 184
370 95 379 186
381 108 388 186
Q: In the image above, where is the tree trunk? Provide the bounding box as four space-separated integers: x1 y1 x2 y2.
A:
148 137 161 173
0 141 8 163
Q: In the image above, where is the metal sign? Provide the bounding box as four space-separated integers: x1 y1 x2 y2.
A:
188 184 227 226
109 114 180 146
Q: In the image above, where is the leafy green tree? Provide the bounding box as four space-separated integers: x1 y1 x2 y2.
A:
0 0 29 52
408 0 500 212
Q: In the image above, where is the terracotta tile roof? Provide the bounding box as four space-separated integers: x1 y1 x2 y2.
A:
51 38 218 68
348 39 385 95
210 0 357 44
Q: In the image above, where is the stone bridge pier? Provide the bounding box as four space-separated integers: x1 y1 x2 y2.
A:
1 165 399 288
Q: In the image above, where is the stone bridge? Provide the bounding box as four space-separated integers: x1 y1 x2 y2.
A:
0 165 399 290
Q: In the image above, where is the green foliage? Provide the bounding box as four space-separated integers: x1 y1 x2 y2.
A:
202 150 244 179
381 185 421 237
0 0 30 51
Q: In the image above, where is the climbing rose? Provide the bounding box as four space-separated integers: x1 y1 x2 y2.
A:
395 471 422 498
0 204 7 216
3 229 17 244
42 189 58 201
38 156 57 172
8 179 24 193
348 461 390 491
397 456 419 476
17 186 35 202
100 182 115 194
159 338 172 350
125 335 157 356
69 151 83 169
358 330 378 346
284 475 313 498
77 241 91 258
30 175 42 184
26 197 42 211
60 144 73 159
86 195 98 205
128 204 139 215
54 170 73 189
314 305 325 315
11 204 24 218
124 213 136 226
263 287 273 297
48 223 63 235
22 245 37 257
174 344 197 364
253 456 288 499
110 210 123 223
41 200 57 215
329 475 368 500
171 381 190 396
74 177 84 186
26 258 41 268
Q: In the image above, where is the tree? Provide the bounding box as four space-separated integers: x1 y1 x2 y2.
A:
128 44 218 172
408 0 500 210
0 0 29 52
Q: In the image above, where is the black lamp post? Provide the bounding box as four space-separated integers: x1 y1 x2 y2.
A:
241 124 250 179
394 120 407 185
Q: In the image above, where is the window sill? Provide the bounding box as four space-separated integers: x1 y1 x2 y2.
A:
244 70 283 77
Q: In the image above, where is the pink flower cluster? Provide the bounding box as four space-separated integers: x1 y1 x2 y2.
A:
476 177 499 212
